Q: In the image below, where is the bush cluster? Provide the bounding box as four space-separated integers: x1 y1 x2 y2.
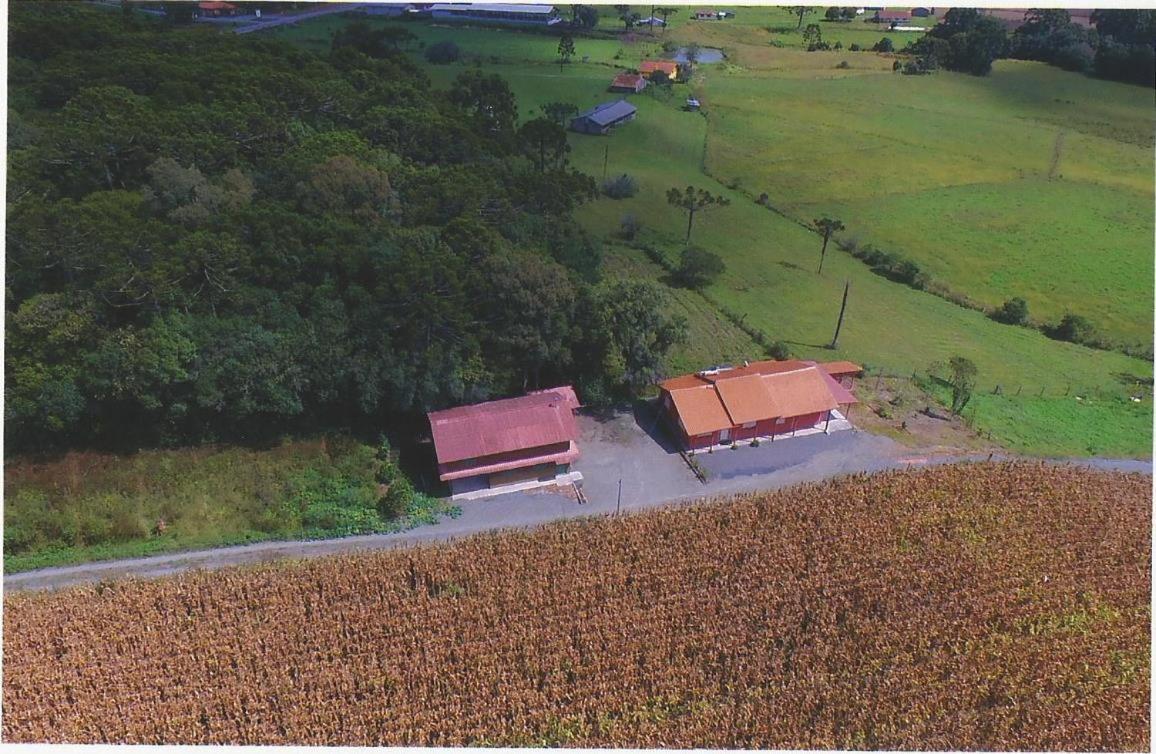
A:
424 40 461 64
839 240 928 289
602 173 639 199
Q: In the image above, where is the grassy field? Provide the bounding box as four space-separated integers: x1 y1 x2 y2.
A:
268 11 1153 458
703 61 1155 346
3 438 457 573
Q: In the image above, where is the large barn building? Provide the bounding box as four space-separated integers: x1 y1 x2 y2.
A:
659 360 861 451
428 387 581 499
570 100 637 135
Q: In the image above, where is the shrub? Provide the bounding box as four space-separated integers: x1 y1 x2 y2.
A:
602 173 639 199
424 40 460 64
991 296 1029 326
1047 313 1098 345
620 213 642 240
849 42 862 51
767 340 791 360
756 192 770 205
836 60 850 69
874 37 894 52
834 41 843 50
675 245 726 289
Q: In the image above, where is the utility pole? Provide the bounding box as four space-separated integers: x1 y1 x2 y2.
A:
829 280 850 349
616 478 622 515
603 143 609 182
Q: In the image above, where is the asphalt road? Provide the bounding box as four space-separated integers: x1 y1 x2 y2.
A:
5 411 1149 594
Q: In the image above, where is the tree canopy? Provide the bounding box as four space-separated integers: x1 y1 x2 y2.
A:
6 3 684 453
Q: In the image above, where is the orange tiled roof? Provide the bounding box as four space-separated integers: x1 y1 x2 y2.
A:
640 60 678 75
662 360 851 436
764 367 840 417
819 360 863 376
667 385 732 437
714 374 774 425
611 73 645 87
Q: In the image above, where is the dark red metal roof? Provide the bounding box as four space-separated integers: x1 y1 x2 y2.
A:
428 387 579 465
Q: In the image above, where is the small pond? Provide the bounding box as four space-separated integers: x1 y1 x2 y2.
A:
670 47 725 64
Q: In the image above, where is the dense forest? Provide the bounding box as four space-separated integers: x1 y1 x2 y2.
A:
902 8 1156 84
6 3 687 454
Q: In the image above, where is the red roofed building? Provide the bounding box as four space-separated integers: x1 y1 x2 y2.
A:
658 360 860 451
875 8 912 23
609 72 648 93
198 1 238 16
428 386 581 498
640 60 679 79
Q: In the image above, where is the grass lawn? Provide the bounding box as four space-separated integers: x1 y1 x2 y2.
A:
921 382 1154 458
602 242 763 376
3 438 458 573
270 13 1153 458
703 60 1155 345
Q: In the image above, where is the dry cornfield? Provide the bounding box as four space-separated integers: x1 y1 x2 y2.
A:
3 462 1150 749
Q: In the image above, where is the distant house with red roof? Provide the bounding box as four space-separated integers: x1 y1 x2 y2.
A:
198 1 238 16
874 8 912 24
640 60 679 79
428 387 581 498
609 72 647 93
658 360 861 451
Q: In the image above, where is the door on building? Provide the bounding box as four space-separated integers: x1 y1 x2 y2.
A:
718 428 731 443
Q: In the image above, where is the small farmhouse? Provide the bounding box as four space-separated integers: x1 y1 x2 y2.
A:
694 9 719 20
428 387 581 499
570 100 637 135
911 7 934 17
640 60 679 80
659 360 861 451
609 73 648 93
197 1 238 16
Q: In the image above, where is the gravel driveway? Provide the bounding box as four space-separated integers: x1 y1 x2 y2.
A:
5 405 1149 594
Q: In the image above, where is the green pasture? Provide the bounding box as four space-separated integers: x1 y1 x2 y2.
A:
268 12 661 67
271 14 1153 457
703 61 1155 345
602 243 763 376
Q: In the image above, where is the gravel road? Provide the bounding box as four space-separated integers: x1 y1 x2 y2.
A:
5 410 1149 594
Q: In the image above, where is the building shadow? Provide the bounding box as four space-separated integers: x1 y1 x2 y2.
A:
631 398 683 454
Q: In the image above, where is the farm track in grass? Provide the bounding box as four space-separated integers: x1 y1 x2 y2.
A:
4 464 1149 748
268 14 1153 457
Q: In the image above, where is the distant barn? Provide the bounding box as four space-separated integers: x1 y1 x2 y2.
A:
570 100 637 135
874 8 912 24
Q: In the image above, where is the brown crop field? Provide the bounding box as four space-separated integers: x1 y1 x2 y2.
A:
3 463 1150 749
